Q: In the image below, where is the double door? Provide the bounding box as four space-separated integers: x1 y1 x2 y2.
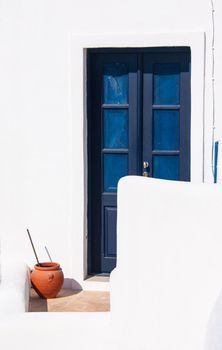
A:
87 48 191 274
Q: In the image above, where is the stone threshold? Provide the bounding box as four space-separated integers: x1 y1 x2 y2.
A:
84 274 110 283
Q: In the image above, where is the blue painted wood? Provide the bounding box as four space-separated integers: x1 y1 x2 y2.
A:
179 54 191 181
143 51 190 181
153 155 179 180
104 207 117 257
103 63 128 104
153 110 179 150
214 141 219 183
154 63 180 105
103 154 128 192
104 109 128 148
88 48 191 274
88 52 138 274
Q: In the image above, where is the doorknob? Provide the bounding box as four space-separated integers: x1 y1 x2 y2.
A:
143 161 149 177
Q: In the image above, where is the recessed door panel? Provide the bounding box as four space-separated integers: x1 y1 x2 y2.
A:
103 63 129 104
154 63 180 105
104 207 117 257
103 154 128 192
103 109 129 149
153 110 180 151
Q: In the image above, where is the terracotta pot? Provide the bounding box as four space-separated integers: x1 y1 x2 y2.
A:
31 262 64 299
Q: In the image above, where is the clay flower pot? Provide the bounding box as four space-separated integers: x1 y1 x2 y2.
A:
31 262 64 299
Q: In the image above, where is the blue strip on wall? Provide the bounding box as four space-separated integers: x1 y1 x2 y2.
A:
214 141 219 183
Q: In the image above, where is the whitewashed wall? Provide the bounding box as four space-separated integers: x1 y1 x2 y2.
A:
1 177 222 350
0 0 221 286
111 176 222 350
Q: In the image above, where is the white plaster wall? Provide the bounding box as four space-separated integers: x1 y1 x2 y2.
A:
111 176 222 350
0 0 221 285
1 177 222 350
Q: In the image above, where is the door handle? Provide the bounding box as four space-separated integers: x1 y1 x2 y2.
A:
143 161 149 177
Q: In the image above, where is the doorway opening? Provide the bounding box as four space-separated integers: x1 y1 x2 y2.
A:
87 47 191 274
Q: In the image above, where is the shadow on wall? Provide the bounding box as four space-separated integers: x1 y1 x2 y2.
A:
63 278 83 291
206 289 222 350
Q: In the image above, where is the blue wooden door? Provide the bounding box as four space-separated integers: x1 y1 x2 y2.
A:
143 52 190 180
88 48 190 274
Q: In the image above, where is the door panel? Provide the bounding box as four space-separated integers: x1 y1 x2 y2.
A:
89 53 138 273
103 154 128 192
143 52 190 181
153 63 180 105
103 62 129 104
153 110 180 151
153 155 179 180
103 109 128 149
104 207 117 257
88 48 191 274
